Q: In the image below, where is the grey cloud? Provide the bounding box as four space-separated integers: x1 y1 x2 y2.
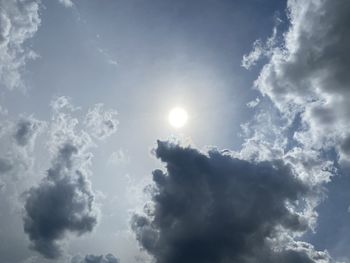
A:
14 117 45 147
0 157 13 190
0 157 13 174
0 157 12 190
23 142 98 259
0 116 44 193
243 0 350 165
132 141 331 263
71 254 120 263
0 0 41 89
22 97 120 259
340 135 350 156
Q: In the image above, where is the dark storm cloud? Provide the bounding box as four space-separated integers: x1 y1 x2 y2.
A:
23 142 98 259
132 141 332 263
14 117 45 147
71 253 120 263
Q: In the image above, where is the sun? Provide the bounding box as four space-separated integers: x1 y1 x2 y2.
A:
168 107 188 128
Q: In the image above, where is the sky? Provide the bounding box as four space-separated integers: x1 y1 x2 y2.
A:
0 0 350 262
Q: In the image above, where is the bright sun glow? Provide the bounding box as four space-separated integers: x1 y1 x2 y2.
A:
168 107 188 128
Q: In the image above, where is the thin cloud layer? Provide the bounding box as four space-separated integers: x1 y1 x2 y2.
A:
132 141 331 263
0 0 40 89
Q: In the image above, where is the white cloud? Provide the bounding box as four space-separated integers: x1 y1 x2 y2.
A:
0 0 41 90
58 0 74 8
240 1 350 239
246 97 260 108
246 0 350 167
242 27 277 70
84 103 119 140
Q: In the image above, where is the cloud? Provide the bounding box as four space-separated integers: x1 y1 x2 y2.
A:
243 0 350 166
23 143 98 259
84 103 118 140
22 97 119 259
246 97 260 108
0 115 47 263
71 254 120 263
0 157 12 191
22 97 120 259
242 27 277 70
0 115 44 194
0 157 13 174
50 96 79 113
0 0 41 89
131 141 331 263
48 96 88 154
58 0 74 8
14 116 46 147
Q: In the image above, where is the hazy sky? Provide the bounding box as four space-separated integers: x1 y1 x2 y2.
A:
1 0 350 263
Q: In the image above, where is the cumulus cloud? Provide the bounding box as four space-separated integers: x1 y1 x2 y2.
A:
23 142 98 259
0 0 41 89
71 253 120 263
132 141 331 263
243 0 350 166
48 96 87 154
0 115 47 263
48 97 118 152
22 97 120 259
